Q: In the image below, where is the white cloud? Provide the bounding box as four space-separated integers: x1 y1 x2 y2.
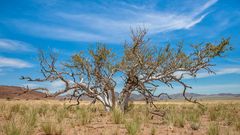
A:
58 11 208 35
192 84 240 91
50 80 65 89
0 39 35 52
0 57 33 68
23 83 40 88
187 84 240 94
9 0 218 43
11 22 107 42
159 83 240 94
192 0 218 16
24 80 71 90
194 67 240 79
174 67 240 80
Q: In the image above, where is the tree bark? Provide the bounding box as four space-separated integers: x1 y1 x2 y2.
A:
97 95 112 112
117 82 132 112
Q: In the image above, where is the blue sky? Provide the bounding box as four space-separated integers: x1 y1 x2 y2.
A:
0 0 240 94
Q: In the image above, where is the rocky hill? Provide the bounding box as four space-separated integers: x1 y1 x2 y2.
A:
0 85 47 100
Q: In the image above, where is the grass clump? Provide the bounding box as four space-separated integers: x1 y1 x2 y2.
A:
41 121 63 135
208 122 219 135
37 104 49 117
235 120 240 131
2 121 21 135
164 111 185 128
209 106 219 121
23 109 37 126
10 104 21 113
150 126 156 135
76 108 92 125
187 110 201 130
125 117 141 135
56 107 68 123
112 108 124 124
174 113 185 128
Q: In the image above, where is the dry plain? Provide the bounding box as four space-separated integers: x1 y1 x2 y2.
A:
0 99 239 135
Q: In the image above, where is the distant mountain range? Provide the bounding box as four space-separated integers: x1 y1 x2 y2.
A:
0 85 240 100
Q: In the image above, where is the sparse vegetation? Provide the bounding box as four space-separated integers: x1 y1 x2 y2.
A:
0 99 239 135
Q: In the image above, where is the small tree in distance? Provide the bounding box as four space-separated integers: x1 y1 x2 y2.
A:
21 28 231 112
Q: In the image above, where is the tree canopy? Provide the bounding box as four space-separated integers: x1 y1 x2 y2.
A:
21 28 231 112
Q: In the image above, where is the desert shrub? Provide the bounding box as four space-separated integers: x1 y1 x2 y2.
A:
125 117 141 135
112 108 124 124
208 122 219 135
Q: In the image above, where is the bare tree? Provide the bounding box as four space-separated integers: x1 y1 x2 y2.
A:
21 28 231 112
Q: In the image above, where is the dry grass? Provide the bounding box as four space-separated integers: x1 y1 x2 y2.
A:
0 99 239 135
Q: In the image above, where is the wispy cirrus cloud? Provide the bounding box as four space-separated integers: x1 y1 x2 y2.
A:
160 83 240 94
0 39 36 52
181 67 240 79
10 22 107 42
8 0 218 43
0 57 33 68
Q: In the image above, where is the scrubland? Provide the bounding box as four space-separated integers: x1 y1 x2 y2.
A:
0 99 239 135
